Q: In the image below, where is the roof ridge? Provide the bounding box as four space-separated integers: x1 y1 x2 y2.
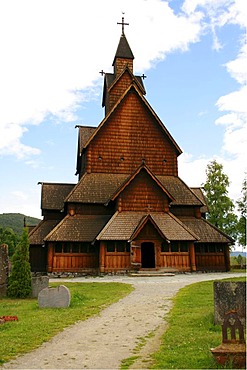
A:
96 211 119 240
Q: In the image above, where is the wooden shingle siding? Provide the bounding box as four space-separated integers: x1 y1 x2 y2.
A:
134 221 163 240
120 171 168 212
109 72 132 110
89 92 178 176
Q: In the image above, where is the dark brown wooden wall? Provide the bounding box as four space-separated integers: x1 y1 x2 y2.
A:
135 221 163 241
119 170 168 212
109 72 132 112
88 91 178 176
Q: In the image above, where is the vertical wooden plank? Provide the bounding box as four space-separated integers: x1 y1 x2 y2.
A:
189 243 196 272
99 242 106 273
47 243 54 272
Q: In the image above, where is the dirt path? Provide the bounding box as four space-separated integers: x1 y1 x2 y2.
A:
1 272 244 369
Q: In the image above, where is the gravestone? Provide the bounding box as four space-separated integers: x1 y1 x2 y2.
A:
31 276 49 298
38 285 71 308
211 310 246 368
0 244 9 297
214 281 246 325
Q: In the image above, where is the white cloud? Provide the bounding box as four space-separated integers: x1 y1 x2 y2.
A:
0 188 41 219
0 0 246 214
0 0 204 158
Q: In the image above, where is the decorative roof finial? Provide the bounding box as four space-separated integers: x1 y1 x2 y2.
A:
117 13 129 35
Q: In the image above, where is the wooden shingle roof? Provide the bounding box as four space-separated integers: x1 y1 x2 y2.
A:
157 176 203 206
96 211 199 242
190 187 209 213
113 33 134 64
66 173 129 204
29 219 60 245
45 214 112 242
179 217 234 243
76 126 97 155
65 172 204 207
40 183 75 210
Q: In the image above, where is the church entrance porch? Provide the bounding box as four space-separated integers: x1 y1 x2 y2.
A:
141 242 155 268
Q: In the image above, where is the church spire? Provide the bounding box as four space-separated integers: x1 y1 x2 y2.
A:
113 16 134 76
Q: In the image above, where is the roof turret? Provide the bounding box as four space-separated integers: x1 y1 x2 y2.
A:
113 17 134 75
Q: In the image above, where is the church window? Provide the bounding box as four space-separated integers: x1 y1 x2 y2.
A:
161 241 169 252
106 242 115 252
55 243 62 253
106 241 129 252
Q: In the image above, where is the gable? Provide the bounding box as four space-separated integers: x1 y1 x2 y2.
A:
117 168 170 212
108 69 145 112
102 68 146 115
87 86 181 176
96 211 198 242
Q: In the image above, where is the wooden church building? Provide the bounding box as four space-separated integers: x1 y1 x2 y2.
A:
29 20 233 274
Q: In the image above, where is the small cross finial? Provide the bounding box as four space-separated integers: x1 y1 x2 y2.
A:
117 14 129 35
99 70 105 76
141 74 147 80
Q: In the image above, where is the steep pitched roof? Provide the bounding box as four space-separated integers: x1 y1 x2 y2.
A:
65 171 204 207
157 176 203 206
96 211 199 242
39 183 75 210
76 126 97 156
29 219 60 245
81 84 182 155
178 217 234 243
65 172 129 204
190 187 209 213
112 33 134 65
45 214 112 242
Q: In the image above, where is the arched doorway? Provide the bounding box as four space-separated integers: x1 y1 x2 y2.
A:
141 242 155 268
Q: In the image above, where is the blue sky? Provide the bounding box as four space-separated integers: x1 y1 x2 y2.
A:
0 0 246 219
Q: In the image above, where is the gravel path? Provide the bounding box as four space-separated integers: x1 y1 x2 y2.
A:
1 272 245 370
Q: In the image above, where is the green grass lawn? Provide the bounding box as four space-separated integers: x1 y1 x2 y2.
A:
0 282 133 365
151 277 246 369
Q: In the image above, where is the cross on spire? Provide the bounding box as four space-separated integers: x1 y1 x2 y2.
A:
117 15 129 35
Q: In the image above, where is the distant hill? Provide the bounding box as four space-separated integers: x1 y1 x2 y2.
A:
0 213 41 235
230 251 246 258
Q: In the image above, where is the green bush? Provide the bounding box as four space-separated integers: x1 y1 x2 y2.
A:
7 228 32 298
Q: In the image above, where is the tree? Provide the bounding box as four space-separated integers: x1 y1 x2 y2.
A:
0 226 19 257
203 160 238 240
236 174 246 248
7 227 32 298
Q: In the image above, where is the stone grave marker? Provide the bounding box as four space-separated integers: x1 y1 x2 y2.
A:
214 281 246 325
31 276 49 298
38 285 71 308
0 244 9 297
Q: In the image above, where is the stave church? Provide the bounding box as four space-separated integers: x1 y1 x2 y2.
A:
29 19 233 274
